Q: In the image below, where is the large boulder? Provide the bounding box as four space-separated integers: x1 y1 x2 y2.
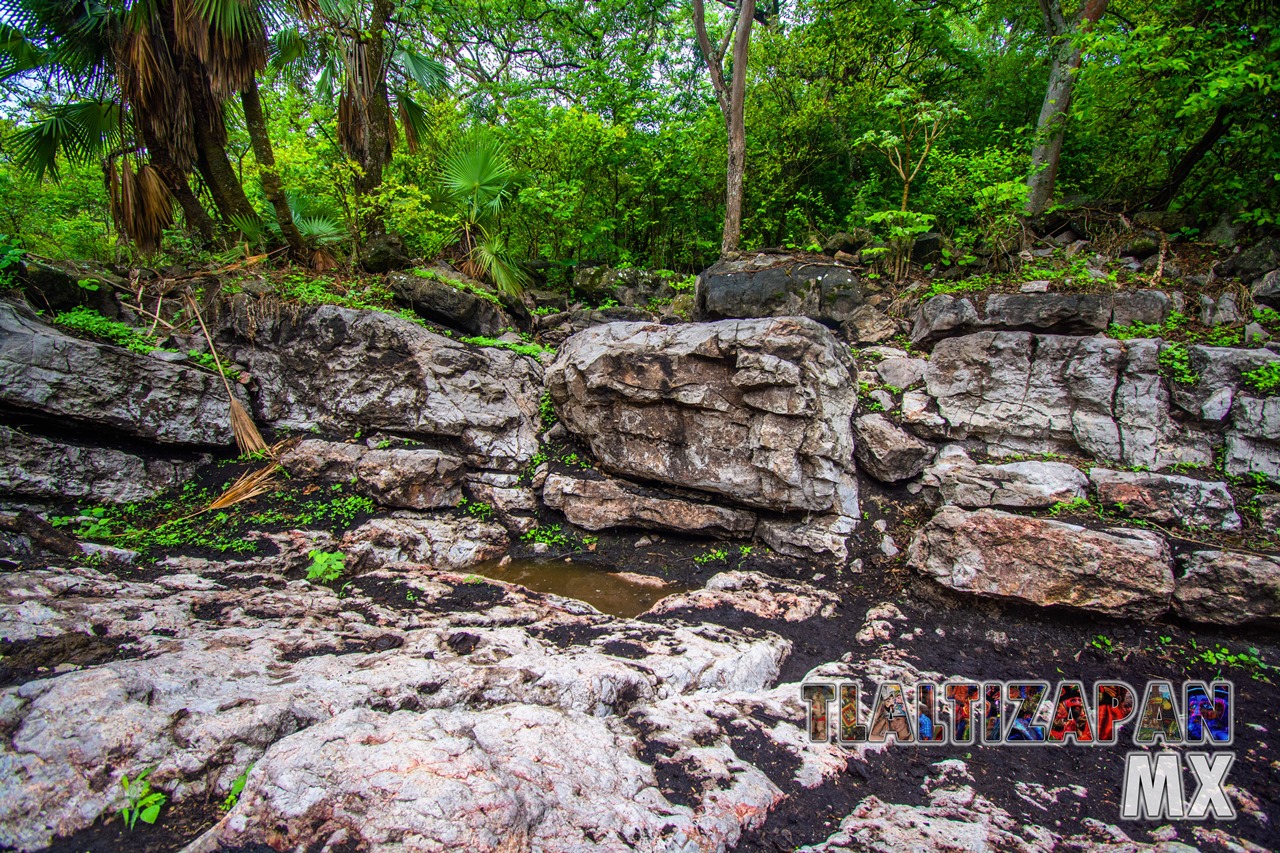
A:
1174 550 1280 626
341 513 509 571
279 439 466 510
0 299 248 446
1089 468 1241 531
981 293 1112 335
696 256 864 327
853 414 935 482
907 507 1174 619
389 269 515 336
546 318 859 515
541 471 756 538
1219 237 1280 281
0 426 206 505
920 446 1088 509
218 303 543 471
16 259 123 316
920 332 1217 469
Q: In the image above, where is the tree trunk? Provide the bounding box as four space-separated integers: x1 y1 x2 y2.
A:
188 82 258 227
241 77 306 254
1025 0 1110 217
347 0 395 239
693 0 756 257
142 132 217 244
1146 103 1233 211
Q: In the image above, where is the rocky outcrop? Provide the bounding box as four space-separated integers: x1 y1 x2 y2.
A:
279 438 466 510
1089 469 1241 531
340 513 509 571
389 268 515 336
757 513 857 563
219 303 543 471
1224 395 1280 484
920 446 1088 509
907 507 1174 619
1174 550 1280 626
542 471 757 538
920 332 1225 469
645 571 838 622
912 290 1174 344
546 318 859 515
0 552 833 853
0 426 206 505
0 299 247 446
696 256 864 327
853 414 935 482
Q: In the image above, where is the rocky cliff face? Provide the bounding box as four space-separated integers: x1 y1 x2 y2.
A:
3 245 1280 852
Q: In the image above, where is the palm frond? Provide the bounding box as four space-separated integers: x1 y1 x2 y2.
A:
472 231 528 299
295 214 345 245
440 140 516 223
0 23 47 79
10 99 124 181
393 48 446 94
396 90 432 153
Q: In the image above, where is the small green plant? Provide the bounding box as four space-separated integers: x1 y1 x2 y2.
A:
1089 634 1116 654
118 768 166 830
1047 497 1094 517
597 297 620 309
1158 342 1198 385
738 544 754 558
540 390 558 429
523 524 571 548
693 547 729 565
375 439 393 450
919 277 988 302
1242 361 1280 394
1194 644 1272 682
460 335 551 358
582 534 599 547
222 764 253 811
307 549 345 583
532 305 561 316
458 497 494 521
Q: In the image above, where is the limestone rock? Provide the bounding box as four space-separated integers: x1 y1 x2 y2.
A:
1089 469 1241 531
280 438 466 510
0 299 248 446
389 269 514 336
757 513 857 564
920 446 1088 509
219 303 543 471
697 257 864 327
341 513 509 571
910 295 981 344
853 414 935 483
1174 550 1280 625
907 507 1174 619
546 318 858 514
542 471 756 538
842 305 898 343
982 292 1112 335
1111 290 1171 327
0 426 206 504
645 571 838 622
875 357 928 390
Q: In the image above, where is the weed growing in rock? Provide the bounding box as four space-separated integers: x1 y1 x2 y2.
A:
460 335 551 358
523 524 571 548
540 391 558 429
1193 643 1272 683
1089 634 1116 654
919 277 987 302
1047 497 1094 517
458 498 493 521
1243 361 1280 394
306 550 345 582
118 768 165 830
693 547 729 565
411 268 503 305
222 765 252 811
1157 342 1198 385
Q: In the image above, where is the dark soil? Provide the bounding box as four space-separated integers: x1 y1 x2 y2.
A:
0 632 138 689
30 798 221 853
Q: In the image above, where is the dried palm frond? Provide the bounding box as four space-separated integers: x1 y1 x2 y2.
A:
108 157 174 254
203 463 279 512
184 291 270 456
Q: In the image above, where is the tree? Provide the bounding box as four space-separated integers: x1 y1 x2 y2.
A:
692 0 757 256
1025 0 1110 217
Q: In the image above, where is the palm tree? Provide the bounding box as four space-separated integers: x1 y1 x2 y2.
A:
270 0 446 238
440 139 526 298
0 0 302 253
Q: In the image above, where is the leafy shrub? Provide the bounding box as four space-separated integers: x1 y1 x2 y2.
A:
306 550 345 582
1158 343 1198 385
118 768 166 830
1243 361 1280 394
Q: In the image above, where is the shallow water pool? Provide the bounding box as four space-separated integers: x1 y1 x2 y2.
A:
472 558 689 618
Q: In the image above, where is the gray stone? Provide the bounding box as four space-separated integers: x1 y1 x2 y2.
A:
981 293 1113 335
1212 292 1242 325
1110 290 1171 327
16 259 124 316
1205 213 1242 246
0 299 249 447
1199 294 1215 325
341 513 509 571
1219 237 1280 281
757 513 857 564
823 229 874 255
1089 468 1241 531
279 439 466 510
219 303 543 471
1019 280 1049 293
843 304 897 343
910 295 981 344
541 471 756 538
547 318 858 514
920 446 1088 509
1168 345 1279 422
875 357 928 390
359 231 409 273
697 257 864 327
853 414 935 482
907 506 1174 619
389 268 514 336
0 426 206 504
1174 550 1280 625
1245 322 1271 345
1251 269 1280 309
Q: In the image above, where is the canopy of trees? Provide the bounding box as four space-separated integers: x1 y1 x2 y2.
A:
0 0 1275 275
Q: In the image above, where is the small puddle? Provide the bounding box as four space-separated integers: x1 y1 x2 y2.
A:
472 558 690 618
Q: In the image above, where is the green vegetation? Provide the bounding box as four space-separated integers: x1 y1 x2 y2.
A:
222 765 253 812
457 497 494 521
118 768 166 830
522 524 572 548
1046 497 1094 517
919 278 988 302
1158 342 1198 385
693 547 729 565
306 550 346 583
460 335 551 359
1242 361 1280 394
539 391 558 429
0 0 1272 285
1193 643 1272 683
1088 634 1116 655
53 307 240 378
